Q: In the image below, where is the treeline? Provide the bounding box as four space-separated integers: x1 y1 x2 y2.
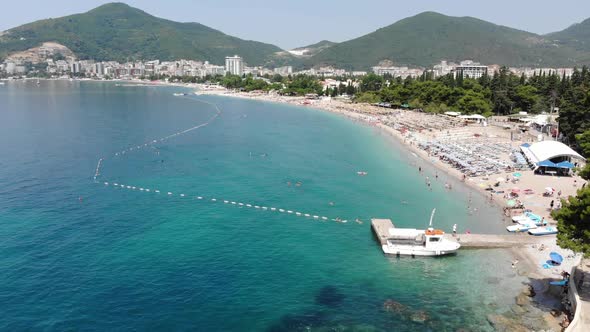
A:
160 73 358 96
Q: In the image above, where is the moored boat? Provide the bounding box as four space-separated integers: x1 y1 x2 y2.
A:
381 209 460 256
528 226 558 236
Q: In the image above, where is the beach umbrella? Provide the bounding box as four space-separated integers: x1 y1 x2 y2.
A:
513 172 522 177
545 187 555 192
511 188 520 193
549 252 563 265
506 200 516 207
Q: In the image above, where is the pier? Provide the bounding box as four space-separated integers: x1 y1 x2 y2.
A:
371 218 541 249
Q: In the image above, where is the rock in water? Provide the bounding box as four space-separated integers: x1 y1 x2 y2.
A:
410 310 429 323
315 285 345 307
382 299 407 313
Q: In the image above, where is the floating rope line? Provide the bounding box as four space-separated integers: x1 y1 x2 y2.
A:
94 95 351 224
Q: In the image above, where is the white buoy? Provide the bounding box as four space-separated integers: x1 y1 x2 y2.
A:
238 203 244 206
287 210 293 214
231 202 236 205
104 182 109 185
246 204 252 207
254 206 260 209
146 189 150 192
155 190 160 193
313 215 319 219
296 212 302 216
279 209 285 213
224 200 229 204
139 188 144 191
304 214 310 217
197 196 203 200
321 217 328 220
262 207 268 210
270 208 276 211
113 183 118 186
168 192 173 195
180 194 185 197
211 198 217 202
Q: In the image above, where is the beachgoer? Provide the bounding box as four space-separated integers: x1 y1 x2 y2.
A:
452 224 457 236
511 259 519 268
557 190 562 197
550 200 554 210
435 172 438 179
418 166 422 172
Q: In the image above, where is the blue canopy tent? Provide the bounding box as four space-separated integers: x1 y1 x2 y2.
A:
556 161 575 169
537 160 557 167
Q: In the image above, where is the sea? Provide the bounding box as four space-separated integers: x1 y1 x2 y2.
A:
0 80 527 331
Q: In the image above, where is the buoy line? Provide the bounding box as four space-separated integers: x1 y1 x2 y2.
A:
93 95 353 224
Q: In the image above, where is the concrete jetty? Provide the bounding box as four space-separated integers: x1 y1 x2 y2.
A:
443 233 540 248
371 218 541 249
371 218 394 245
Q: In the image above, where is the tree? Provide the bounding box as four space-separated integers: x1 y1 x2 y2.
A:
513 85 539 113
552 187 590 257
551 129 590 256
360 73 384 92
456 90 492 115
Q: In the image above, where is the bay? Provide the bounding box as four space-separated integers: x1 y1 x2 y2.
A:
0 80 523 331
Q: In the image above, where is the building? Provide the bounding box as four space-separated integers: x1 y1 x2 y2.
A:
274 66 293 76
225 55 244 76
453 60 488 79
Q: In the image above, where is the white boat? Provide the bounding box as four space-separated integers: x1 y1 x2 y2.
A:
512 212 537 223
528 226 558 236
381 209 461 256
507 223 536 232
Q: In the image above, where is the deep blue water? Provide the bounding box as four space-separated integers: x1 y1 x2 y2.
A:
0 80 524 331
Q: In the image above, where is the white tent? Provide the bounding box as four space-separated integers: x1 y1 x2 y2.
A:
520 141 585 164
458 114 486 120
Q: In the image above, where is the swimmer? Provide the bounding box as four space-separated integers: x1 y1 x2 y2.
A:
295 181 301 187
329 202 335 206
401 200 408 205
287 181 291 186
355 218 363 224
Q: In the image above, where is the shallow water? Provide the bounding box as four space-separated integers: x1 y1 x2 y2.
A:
0 80 524 331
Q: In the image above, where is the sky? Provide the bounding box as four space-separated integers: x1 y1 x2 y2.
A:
1 0 589 50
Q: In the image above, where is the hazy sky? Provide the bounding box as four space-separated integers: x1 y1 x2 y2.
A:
1 0 589 49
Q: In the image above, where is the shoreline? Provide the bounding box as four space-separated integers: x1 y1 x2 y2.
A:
196 88 583 330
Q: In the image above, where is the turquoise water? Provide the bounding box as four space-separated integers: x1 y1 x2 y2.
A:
0 80 524 331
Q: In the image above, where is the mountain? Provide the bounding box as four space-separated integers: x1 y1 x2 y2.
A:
0 2 291 66
289 40 336 57
546 18 590 53
306 12 587 70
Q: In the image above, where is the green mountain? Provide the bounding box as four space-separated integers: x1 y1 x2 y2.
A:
0 2 290 66
546 18 590 53
307 12 587 70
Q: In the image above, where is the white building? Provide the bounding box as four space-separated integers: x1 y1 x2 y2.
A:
225 55 244 76
274 66 293 76
454 60 488 79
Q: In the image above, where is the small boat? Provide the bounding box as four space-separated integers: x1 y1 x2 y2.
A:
357 171 368 176
528 226 558 236
507 223 537 232
516 215 545 227
381 209 460 256
512 212 539 223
